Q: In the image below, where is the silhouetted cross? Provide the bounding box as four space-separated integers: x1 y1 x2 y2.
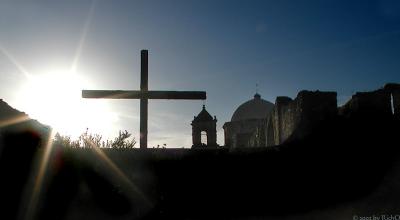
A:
82 50 206 149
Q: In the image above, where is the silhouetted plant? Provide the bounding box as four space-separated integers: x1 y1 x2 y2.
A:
153 143 167 149
54 133 80 148
53 129 136 148
110 130 136 149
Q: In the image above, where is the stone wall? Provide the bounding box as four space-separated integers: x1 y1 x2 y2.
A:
248 122 266 147
261 83 400 147
224 119 264 148
339 89 392 118
274 96 296 145
264 91 337 146
337 83 400 120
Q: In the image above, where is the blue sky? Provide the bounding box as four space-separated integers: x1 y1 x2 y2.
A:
0 0 399 147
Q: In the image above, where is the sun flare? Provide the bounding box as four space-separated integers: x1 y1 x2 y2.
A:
16 70 118 138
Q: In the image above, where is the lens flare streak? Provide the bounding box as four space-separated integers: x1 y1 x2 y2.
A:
0 44 31 79
88 141 152 207
71 0 97 73
0 115 30 128
24 130 55 220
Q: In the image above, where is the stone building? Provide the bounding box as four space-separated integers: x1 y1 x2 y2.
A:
223 93 274 148
191 105 218 148
226 83 400 148
265 91 337 146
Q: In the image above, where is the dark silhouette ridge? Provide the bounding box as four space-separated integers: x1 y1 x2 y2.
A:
0 99 50 220
0 100 138 220
40 113 397 220
0 83 399 219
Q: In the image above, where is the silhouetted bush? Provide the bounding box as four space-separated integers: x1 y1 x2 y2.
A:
54 129 136 148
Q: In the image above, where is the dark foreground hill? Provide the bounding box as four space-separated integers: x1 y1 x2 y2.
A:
0 99 400 220
0 100 50 220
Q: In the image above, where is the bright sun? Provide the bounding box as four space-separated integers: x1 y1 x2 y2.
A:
16 70 118 138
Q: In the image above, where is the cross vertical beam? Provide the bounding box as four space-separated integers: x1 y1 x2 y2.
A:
140 50 148 149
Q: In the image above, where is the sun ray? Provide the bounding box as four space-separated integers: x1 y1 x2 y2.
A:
0 114 30 128
88 140 152 207
24 129 55 220
0 44 31 79
71 0 97 73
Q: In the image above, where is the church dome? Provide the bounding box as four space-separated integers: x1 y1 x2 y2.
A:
231 93 274 122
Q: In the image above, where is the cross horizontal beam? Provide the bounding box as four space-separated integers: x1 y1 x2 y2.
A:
82 90 206 100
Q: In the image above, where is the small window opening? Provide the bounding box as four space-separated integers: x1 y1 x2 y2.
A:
391 93 395 115
201 131 208 145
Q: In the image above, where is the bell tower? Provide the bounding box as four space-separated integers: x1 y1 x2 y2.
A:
191 105 217 148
